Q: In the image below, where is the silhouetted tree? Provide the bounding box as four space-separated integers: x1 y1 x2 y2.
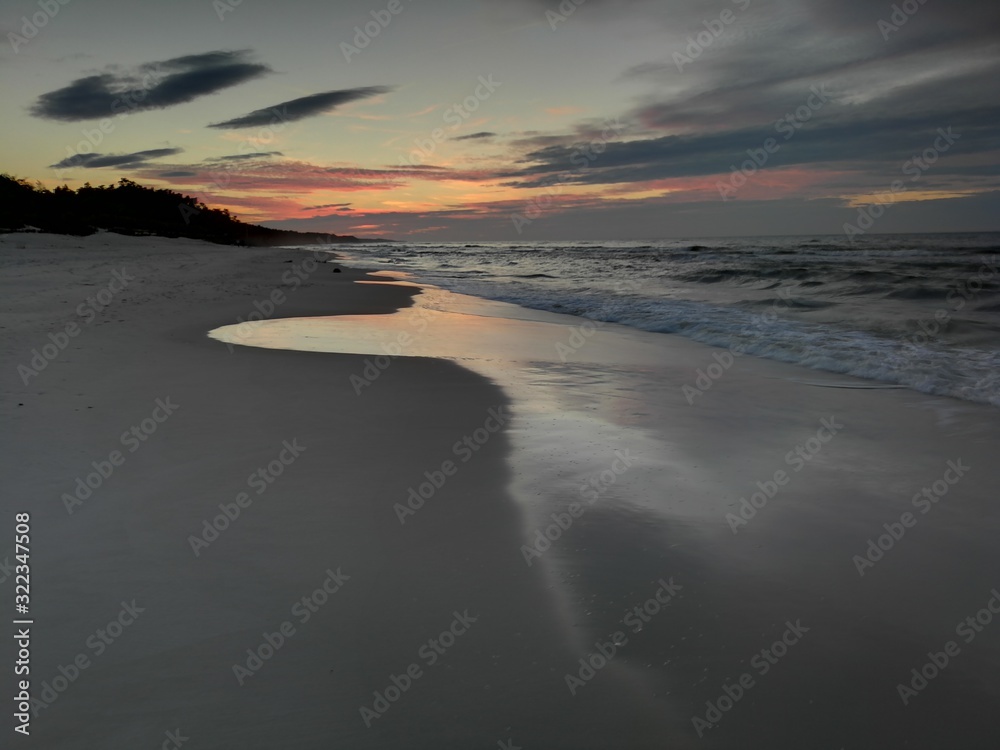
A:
0 174 363 246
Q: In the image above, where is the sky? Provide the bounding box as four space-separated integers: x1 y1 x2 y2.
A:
2 0 999 240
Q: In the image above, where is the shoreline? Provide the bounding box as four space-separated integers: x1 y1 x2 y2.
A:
335 237 1000 409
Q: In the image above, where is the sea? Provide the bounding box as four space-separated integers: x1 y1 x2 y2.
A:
338 233 1000 407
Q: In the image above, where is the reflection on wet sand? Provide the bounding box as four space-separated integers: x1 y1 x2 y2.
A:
211 279 1000 748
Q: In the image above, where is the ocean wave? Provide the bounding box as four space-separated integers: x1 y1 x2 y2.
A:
420 280 1000 407
342 234 1000 407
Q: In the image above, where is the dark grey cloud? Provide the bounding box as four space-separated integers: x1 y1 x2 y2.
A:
213 152 283 161
31 50 271 122
49 148 183 170
616 0 1000 134
159 170 197 178
392 164 450 171
302 203 353 212
501 0 1000 198
504 95 1000 189
208 86 392 129
133 160 467 194
520 0 1000 43
452 131 497 141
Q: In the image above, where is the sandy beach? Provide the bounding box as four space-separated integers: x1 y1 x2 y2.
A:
3 233 1000 749
1 233 677 748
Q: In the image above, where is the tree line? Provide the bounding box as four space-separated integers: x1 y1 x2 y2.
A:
0 174 365 246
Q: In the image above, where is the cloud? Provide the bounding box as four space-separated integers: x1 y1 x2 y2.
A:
213 152 283 161
495 0 1000 202
504 97 1000 190
159 171 197 177
302 203 353 211
452 131 497 141
135 159 477 195
49 148 183 170
31 50 271 122
207 86 393 129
